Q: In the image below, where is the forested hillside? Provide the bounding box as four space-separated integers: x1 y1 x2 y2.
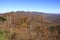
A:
0 11 60 40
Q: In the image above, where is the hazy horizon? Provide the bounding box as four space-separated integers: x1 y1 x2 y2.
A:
0 0 60 14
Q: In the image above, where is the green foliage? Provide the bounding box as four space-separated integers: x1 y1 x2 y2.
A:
0 16 6 21
0 29 8 40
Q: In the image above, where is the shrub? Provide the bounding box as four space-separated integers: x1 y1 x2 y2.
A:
49 26 55 32
0 29 8 40
0 16 6 21
56 25 60 34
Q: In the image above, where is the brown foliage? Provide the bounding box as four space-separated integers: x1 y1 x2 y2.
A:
0 11 60 40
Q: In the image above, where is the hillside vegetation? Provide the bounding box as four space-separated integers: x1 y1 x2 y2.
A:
0 11 60 40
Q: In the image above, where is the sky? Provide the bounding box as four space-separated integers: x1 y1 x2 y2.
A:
0 0 60 14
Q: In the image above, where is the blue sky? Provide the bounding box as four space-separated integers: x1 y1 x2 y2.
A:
0 0 60 13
